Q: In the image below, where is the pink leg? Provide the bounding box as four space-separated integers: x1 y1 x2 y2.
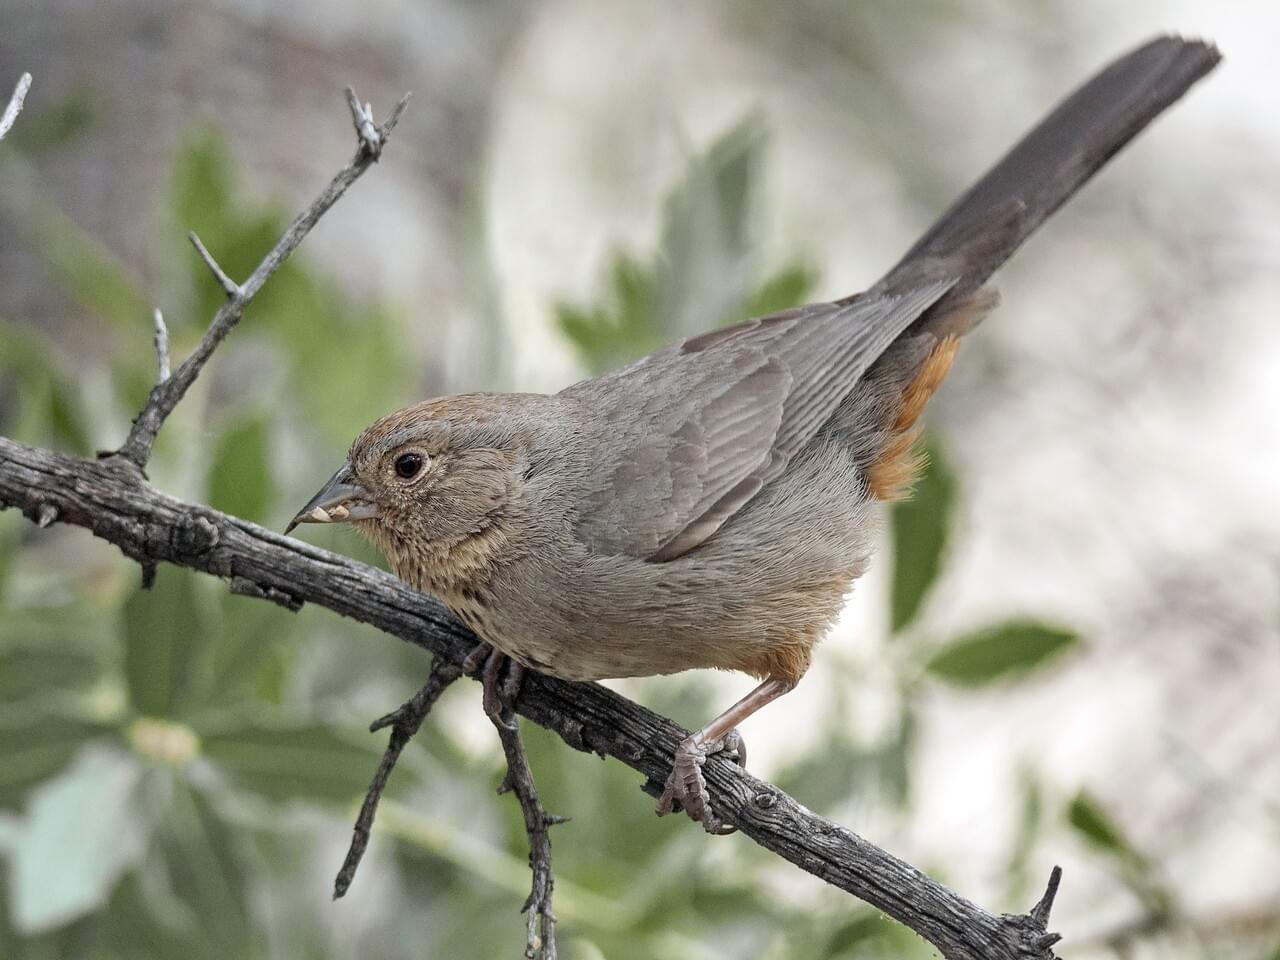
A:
656 676 796 834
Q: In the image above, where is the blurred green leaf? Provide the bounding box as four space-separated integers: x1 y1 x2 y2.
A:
206 413 275 524
1066 790 1130 855
773 704 915 812
0 319 92 455
557 115 816 375
0 645 100 703
889 438 955 633
30 207 150 335
655 117 762 331
1066 789 1171 918
0 713 115 811
203 591 295 709
154 784 255 955
201 719 381 805
9 746 150 934
926 621 1079 687
172 129 235 247
740 262 819 319
123 571 203 719
102 872 206 960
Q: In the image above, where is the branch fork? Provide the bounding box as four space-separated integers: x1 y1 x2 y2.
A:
112 86 410 471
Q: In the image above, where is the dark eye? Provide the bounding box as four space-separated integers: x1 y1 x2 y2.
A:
394 452 425 480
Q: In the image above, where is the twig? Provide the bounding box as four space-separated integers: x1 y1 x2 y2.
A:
475 647 561 960
0 435 1065 960
0 72 31 141
345 87 381 157
152 308 170 383
187 232 241 298
113 87 410 469
334 656 463 899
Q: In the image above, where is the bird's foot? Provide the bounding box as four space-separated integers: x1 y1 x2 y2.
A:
656 728 746 835
465 642 524 721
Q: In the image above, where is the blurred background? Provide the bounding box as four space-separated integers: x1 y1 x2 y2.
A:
1 1 1277 958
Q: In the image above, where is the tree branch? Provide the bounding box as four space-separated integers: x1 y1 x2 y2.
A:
334 655 463 899
112 87 410 469
0 436 1063 960
0 72 31 141
1 75 1062 959
472 647 562 960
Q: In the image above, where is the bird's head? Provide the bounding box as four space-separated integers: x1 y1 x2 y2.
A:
287 394 536 588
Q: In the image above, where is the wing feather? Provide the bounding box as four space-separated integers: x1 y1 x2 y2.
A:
560 275 955 560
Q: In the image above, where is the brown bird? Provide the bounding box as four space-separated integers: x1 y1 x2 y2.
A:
289 36 1219 832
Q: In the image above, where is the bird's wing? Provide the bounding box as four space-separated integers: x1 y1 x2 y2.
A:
559 277 955 560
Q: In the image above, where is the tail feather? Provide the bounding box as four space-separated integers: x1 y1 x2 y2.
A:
876 35 1220 303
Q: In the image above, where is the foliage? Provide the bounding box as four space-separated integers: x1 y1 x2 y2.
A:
556 117 819 372
0 114 1113 960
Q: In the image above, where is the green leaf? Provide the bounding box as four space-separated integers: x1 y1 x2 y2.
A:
823 914 888 957
9 745 150 933
122 571 204 719
154 784 254 953
555 115 800 375
740 261 819 318
202 591 295 709
926 621 1079 687
1066 790 1130 854
0 320 92 455
1065 789 1170 917
655 117 764 335
206 413 275 523
889 438 956 632
201 719 381 805
0 643 101 703
0 713 115 811
171 128 235 245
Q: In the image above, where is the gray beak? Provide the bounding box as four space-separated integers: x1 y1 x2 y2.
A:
285 464 379 534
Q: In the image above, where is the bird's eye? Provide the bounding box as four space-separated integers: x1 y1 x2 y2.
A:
394 452 425 480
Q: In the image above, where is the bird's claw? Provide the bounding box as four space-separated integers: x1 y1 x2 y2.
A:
656 728 746 835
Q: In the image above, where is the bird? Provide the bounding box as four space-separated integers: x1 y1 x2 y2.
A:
288 36 1219 833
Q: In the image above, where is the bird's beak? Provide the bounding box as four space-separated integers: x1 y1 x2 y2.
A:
285 464 379 535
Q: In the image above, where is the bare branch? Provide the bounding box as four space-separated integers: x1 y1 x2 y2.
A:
0 436 1064 960
474 647 561 960
345 87 381 157
334 656 463 899
187 232 241 298
0 72 31 141
113 86 411 469
152 308 170 383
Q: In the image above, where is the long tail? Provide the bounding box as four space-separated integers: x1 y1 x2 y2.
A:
876 35 1220 305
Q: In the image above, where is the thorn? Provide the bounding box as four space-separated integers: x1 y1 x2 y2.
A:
35 503 57 528
152 307 170 382
379 92 411 140
345 86 381 157
187 231 241 298
1030 865 1064 926
1034 931 1063 950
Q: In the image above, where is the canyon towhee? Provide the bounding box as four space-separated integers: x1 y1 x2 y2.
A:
289 36 1219 832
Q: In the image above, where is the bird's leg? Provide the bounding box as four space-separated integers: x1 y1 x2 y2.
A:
465 642 525 719
656 676 796 835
